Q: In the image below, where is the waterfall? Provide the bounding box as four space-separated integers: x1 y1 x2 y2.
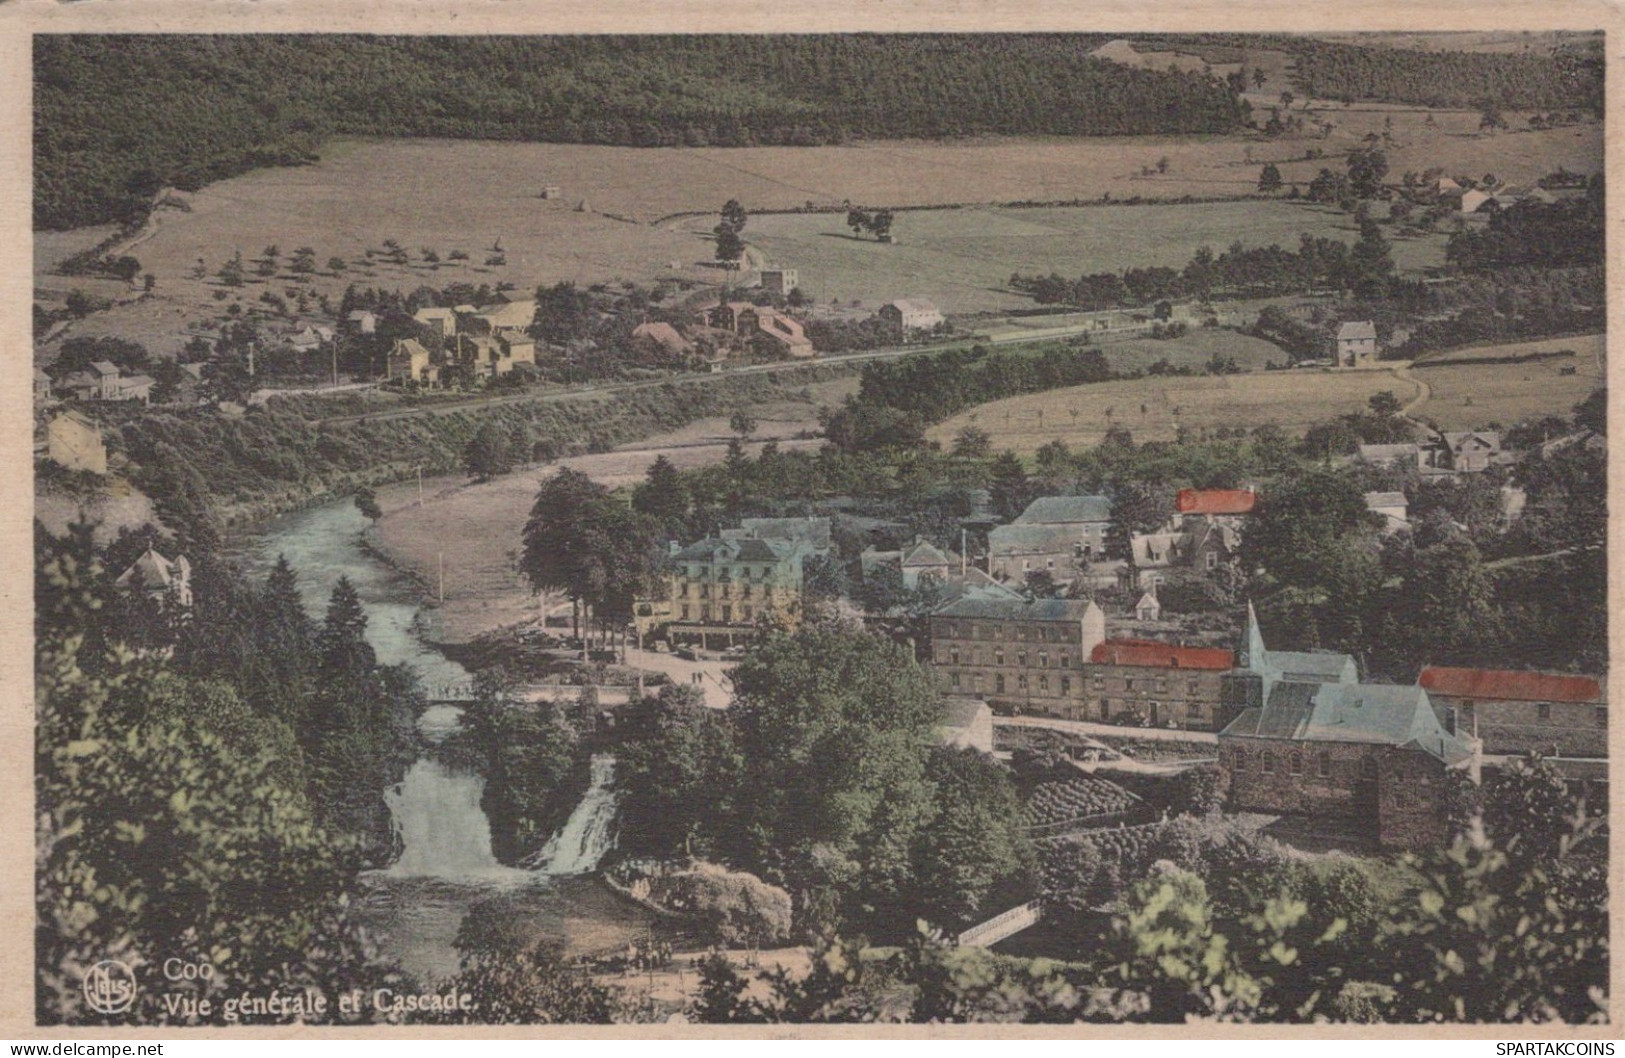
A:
380 759 531 884
534 755 619 875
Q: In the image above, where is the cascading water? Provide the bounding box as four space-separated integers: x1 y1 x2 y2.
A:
381 705 534 884
232 499 651 985
533 755 619 875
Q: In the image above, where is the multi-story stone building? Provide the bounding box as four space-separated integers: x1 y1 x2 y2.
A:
1419 665 1606 758
1084 639 1236 730
927 596 1105 716
639 518 830 649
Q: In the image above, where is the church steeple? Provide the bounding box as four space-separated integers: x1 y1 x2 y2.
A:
1241 600 1267 671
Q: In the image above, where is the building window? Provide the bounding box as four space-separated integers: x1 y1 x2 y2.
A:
952 673 961 689
1155 677 1168 693
1125 678 1136 692
742 605 752 619
1039 675 1049 692
974 675 984 693
1597 707 1607 727
1092 673 1104 690
1018 675 1028 690
1232 750 1245 772
995 675 1005 694
950 649 961 665
1289 753 1303 776
681 604 690 620
996 650 1006 666
1206 551 1218 570
1018 651 1028 667
1039 651 1049 667
1188 702 1203 719
1061 654 1072 668
1188 677 1200 695
1262 752 1274 774
1362 757 1378 780
1538 703 1552 720
1317 751 1331 778
1061 676 1071 695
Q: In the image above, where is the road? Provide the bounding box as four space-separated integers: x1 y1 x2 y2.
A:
996 714 1218 744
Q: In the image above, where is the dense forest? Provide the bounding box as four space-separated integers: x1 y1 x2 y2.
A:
1288 37 1604 112
35 34 1246 230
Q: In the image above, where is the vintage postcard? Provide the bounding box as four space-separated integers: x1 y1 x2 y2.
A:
6 0 1620 1039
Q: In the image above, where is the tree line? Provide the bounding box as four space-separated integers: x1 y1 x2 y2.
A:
36 520 423 1023
1009 221 1397 311
36 34 1246 230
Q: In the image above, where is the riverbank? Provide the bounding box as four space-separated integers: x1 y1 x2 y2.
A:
366 391 844 647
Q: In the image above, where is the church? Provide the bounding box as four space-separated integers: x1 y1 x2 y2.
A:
1217 605 1480 848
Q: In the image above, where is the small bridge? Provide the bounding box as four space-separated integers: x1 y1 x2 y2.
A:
956 900 1043 948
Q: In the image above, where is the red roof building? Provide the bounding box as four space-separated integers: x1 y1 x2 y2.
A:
1090 639 1235 671
1419 666 1602 704
1176 488 1256 516
1418 665 1606 758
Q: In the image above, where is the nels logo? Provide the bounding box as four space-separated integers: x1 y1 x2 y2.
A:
82 960 137 1015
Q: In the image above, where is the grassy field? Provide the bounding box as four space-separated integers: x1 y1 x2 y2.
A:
688 200 1448 315
927 367 1421 453
369 376 853 645
36 108 1599 356
1410 334 1605 430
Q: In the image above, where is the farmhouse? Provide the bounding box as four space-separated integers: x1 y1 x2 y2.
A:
1419 665 1606 759
412 306 457 339
115 547 193 609
472 299 537 336
706 302 815 357
860 536 957 590
1135 590 1161 622
1218 606 1477 848
1122 519 1240 591
987 494 1113 583
928 596 1106 716
878 299 945 341
59 362 155 404
386 338 439 384
760 268 799 296
34 367 53 403
1175 487 1254 525
631 322 694 359
1085 639 1235 730
46 410 107 475
1441 430 1503 473
454 333 535 379
346 310 377 335
1334 320 1379 369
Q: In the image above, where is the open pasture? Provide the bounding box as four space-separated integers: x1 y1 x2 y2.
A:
37 114 1599 357
926 368 1422 454
691 200 1447 315
1411 334 1605 430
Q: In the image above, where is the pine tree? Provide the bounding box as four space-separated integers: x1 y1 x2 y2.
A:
316 576 376 679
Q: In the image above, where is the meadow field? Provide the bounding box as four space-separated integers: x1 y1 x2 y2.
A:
1410 334 1605 431
36 106 1600 356
699 200 1447 314
926 368 1422 454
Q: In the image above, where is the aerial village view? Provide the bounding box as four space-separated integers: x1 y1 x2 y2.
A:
31 33 1608 1026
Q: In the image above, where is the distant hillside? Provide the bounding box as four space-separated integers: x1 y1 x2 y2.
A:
34 34 1249 231
1287 37 1604 111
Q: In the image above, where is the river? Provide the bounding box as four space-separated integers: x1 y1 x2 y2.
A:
231 498 653 987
